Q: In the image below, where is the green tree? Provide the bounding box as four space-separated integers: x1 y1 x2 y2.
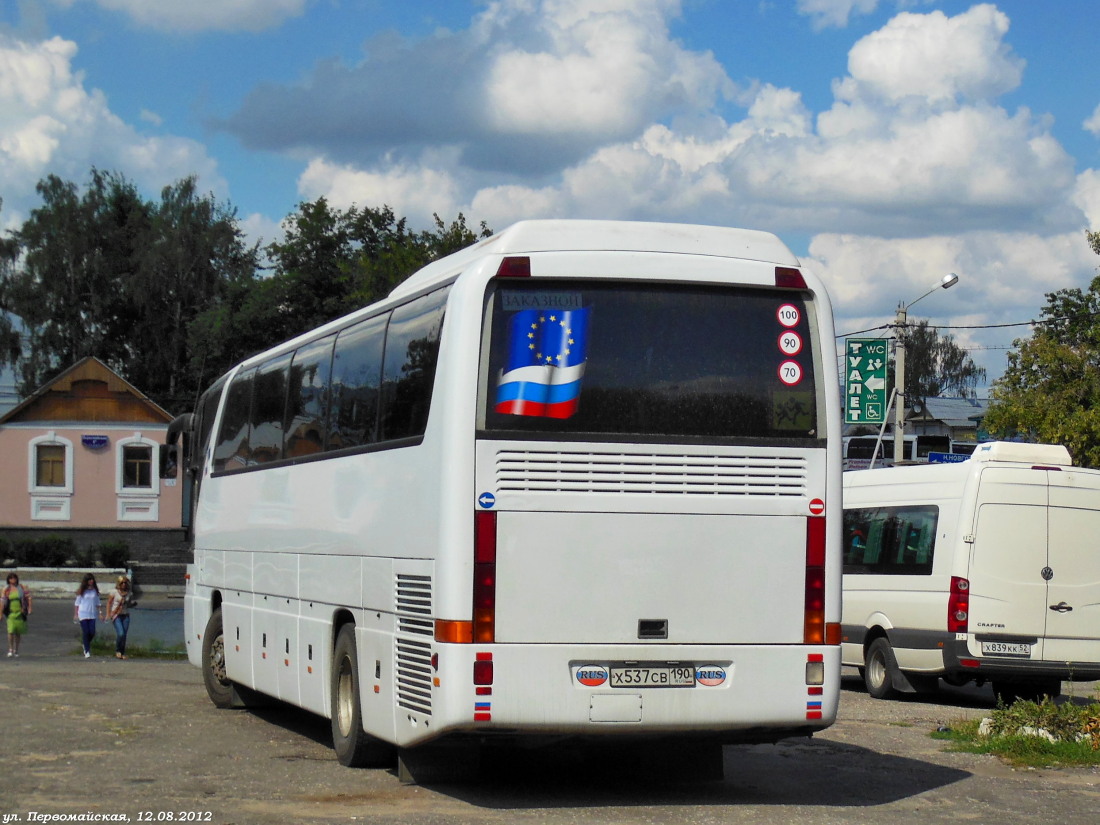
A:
985 231 1100 466
901 320 987 401
188 201 490 385
0 170 258 411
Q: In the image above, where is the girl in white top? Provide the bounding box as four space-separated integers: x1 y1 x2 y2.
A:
73 573 103 658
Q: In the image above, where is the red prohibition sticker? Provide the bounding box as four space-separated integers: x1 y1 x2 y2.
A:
778 330 803 356
778 360 803 386
809 498 825 515
777 304 801 328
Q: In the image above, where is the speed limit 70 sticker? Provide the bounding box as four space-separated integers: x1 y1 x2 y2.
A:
778 361 803 386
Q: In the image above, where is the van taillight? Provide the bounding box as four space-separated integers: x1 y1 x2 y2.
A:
804 516 826 644
473 510 497 643
948 576 969 633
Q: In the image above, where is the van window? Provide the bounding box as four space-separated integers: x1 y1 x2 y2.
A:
843 505 938 575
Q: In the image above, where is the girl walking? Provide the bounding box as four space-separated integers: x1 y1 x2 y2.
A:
3 572 32 657
106 575 133 659
73 573 103 658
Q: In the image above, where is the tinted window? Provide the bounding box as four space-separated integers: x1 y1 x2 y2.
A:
330 314 388 450
482 281 818 439
250 353 292 464
379 290 448 441
285 335 334 458
213 370 254 472
843 505 938 575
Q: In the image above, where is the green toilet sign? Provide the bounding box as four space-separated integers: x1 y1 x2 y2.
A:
845 338 889 425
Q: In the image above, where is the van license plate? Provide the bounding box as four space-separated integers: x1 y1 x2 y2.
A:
609 665 696 687
981 641 1031 657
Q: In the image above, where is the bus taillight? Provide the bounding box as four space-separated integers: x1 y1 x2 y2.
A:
804 516 826 644
495 256 531 278
775 266 807 289
948 576 969 633
474 510 497 643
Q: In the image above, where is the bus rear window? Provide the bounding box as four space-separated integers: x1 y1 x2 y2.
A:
480 281 819 440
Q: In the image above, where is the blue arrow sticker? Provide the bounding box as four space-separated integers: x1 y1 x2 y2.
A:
478 492 496 509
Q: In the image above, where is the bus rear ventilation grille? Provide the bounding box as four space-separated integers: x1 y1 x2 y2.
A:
494 449 808 497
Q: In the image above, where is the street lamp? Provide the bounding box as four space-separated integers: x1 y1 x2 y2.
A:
893 273 960 464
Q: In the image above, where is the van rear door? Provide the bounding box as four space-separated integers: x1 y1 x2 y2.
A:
1044 471 1100 664
968 466 1051 660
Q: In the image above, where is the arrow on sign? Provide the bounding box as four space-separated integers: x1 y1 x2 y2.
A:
865 375 886 393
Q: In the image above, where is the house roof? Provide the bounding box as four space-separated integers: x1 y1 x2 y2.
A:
911 396 989 428
0 357 172 426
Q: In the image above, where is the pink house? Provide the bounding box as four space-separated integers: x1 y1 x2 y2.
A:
0 357 183 545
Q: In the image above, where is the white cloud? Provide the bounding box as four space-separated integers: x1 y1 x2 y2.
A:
0 33 225 226
835 4 1024 105
1085 103 1100 136
53 0 308 33
797 0 879 30
297 156 464 230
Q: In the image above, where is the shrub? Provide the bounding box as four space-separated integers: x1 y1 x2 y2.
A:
93 541 130 569
14 535 75 567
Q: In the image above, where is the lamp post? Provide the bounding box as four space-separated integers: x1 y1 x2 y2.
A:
893 273 960 464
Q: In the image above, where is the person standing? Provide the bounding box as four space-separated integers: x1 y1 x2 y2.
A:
106 575 133 660
73 573 103 658
3 572 32 657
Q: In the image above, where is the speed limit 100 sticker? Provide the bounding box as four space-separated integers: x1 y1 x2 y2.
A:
778 360 803 386
778 330 803 356
777 304 801 328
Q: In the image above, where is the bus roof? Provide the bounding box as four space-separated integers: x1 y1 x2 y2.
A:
388 219 802 301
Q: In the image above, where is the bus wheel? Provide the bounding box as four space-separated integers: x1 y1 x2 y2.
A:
864 638 899 700
201 607 233 708
331 624 395 768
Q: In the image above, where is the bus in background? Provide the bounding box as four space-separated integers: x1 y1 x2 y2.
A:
843 434 952 470
174 220 843 773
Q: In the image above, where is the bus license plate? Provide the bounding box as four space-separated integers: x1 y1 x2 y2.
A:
609 665 696 688
981 641 1031 657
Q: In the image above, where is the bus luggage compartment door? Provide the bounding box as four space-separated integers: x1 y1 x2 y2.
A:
491 510 806 645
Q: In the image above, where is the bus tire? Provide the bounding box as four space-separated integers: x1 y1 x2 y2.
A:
201 607 234 708
864 637 900 700
331 624 394 768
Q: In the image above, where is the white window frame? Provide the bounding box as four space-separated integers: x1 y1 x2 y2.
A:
28 432 74 521
116 433 160 521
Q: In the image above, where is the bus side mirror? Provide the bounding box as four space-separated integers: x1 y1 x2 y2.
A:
160 443 178 479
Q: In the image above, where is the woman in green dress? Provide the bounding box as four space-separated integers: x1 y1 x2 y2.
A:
3 572 32 657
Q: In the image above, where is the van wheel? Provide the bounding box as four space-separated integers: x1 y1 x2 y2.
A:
864 638 900 700
201 607 233 708
331 625 395 768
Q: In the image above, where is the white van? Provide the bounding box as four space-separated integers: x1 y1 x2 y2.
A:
842 441 1100 702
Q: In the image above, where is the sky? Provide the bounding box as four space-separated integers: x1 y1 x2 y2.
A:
2 0 1100 404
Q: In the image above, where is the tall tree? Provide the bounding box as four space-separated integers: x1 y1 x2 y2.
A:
188 201 490 386
0 198 21 366
0 170 258 411
900 320 987 401
985 231 1100 466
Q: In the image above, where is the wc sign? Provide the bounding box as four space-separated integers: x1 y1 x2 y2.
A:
845 338 889 424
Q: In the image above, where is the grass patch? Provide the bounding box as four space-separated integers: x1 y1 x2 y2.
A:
79 635 187 660
935 696 1100 768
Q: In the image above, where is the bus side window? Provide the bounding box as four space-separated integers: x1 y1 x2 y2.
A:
285 335 335 458
379 289 448 442
250 353 292 465
213 370 255 472
330 314 388 450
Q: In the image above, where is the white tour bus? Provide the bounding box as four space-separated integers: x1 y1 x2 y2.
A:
842 441 1100 703
175 220 842 770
